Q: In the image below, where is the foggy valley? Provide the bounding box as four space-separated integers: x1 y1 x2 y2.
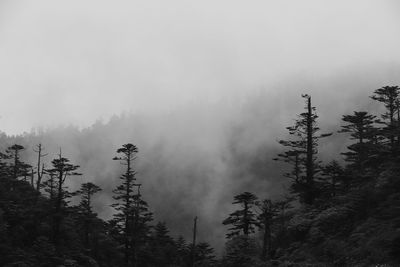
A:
1 1 400 266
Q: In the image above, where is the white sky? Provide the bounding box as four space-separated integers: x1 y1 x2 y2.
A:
1 0 400 134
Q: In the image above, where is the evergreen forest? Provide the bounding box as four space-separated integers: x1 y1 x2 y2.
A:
1 86 400 266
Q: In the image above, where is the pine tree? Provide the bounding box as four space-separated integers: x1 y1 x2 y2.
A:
370 86 400 153
257 199 278 260
274 150 304 183
5 144 32 189
223 235 261 267
132 187 153 267
174 236 189 266
194 242 216 267
319 160 346 198
42 170 57 200
274 195 293 230
272 195 294 249
75 182 102 250
111 143 137 267
46 151 81 247
149 221 176 267
223 192 258 238
276 94 332 205
111 143 152 267
0 151 9 178
339 111 378 170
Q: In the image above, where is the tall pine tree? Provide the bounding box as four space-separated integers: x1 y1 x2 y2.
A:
111 143 152 267
276 94 331 205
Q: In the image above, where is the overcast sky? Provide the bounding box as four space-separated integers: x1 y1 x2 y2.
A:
1 0 400 134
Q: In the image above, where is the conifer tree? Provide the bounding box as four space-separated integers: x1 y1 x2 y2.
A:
149 221 176 266
46 151 81 246
257 199 278 260
174 236 189 266
276 94 332 205
194 242 216 267
111 143 152 267
131 185 153 267
0 151 9 178
5 144 31 189
274 195 293 231
319 160 346 197
272 195 294 250
370 86 400 153
339 111 378 170
75 182 102 249
42 170 57 200
223 192 258 238
274 150 304 183
112 143 138 267
223 235 261 267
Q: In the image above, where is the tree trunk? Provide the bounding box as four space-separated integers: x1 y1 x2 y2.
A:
243 202 249 235
35 144 44 191
306 96 315 205
191 216 198 267
261 220 271 261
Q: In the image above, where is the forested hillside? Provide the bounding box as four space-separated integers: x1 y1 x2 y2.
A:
1 86 400 266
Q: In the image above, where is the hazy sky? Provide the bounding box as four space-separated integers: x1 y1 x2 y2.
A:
1 0 400 134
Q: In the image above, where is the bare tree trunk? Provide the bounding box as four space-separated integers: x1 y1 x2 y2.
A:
30 168 34 187
306 96 315 205
34 144 47 191
191 216 198 267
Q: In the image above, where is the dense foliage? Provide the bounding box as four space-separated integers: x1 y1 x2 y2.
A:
221 86 400 266
1 86 400 266
0 144 214 267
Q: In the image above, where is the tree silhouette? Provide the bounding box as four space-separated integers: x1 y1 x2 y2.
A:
174 236 189 266
5 144 31 189
111 143 138 267
132 190 153 267
75 182 102 250
370 86 400 153
33 143 47 191
111 143 152 267
149 221 176 267
46 151 81 247
223 192 258 238
257 199 278 260
339 111 378 171
276 94 331 205
222 235 261 267
194 242 217 267
319 160 346 198
42 169 57 200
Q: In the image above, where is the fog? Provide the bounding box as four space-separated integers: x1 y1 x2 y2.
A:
1 0 400 134
1 0 400 253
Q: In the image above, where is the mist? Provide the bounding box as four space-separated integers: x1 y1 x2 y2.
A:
1 0 400 253
1 0 400 133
